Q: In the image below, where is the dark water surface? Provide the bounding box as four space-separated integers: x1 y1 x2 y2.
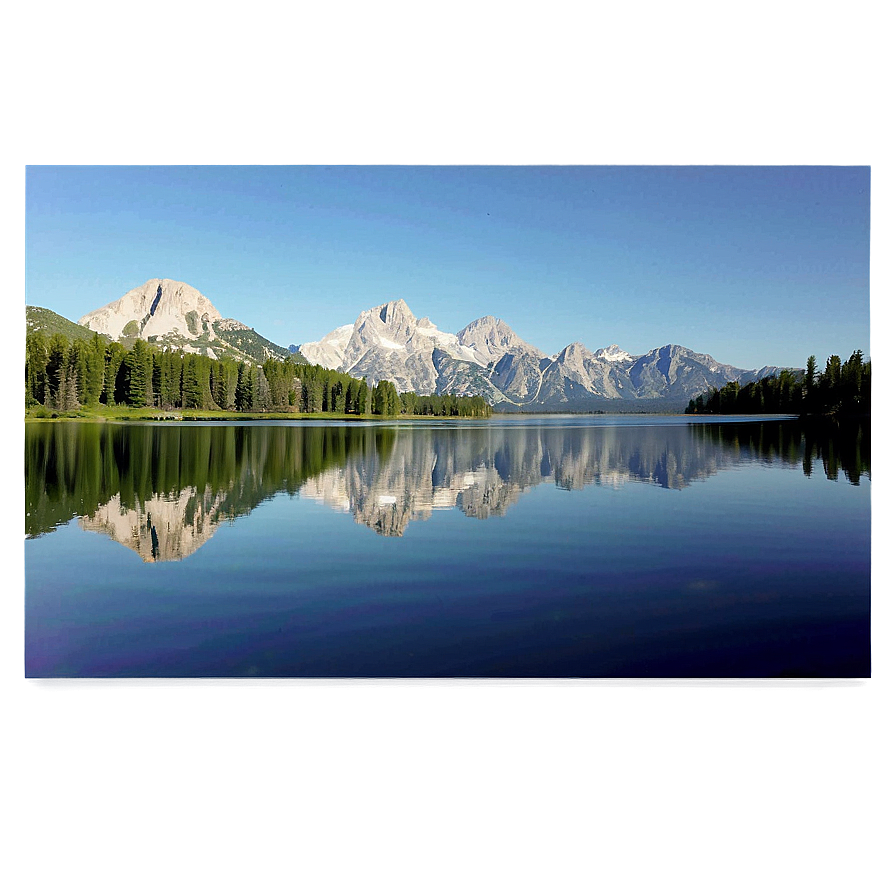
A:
24 415 871 677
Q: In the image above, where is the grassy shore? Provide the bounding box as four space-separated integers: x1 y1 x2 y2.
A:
24 405 488 423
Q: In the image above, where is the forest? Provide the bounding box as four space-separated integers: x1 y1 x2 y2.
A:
25 330 492 418
685 351 870 417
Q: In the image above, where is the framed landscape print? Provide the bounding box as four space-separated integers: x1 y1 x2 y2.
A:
25 166 870 678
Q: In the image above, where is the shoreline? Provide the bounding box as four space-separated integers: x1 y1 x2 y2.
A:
23 407 493 423
25 408 811 424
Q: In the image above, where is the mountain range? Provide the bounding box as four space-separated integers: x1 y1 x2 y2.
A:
56 279 790 410
298 298 789 410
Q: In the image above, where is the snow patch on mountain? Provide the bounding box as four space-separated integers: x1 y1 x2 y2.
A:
595 344 635 363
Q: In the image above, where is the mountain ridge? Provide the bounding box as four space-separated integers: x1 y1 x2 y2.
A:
37 280 793 409
27 306 112 345
298 298 793 409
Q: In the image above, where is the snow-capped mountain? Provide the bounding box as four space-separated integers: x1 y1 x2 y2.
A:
297 299 788 409
78 279 292 364
300 299 493 395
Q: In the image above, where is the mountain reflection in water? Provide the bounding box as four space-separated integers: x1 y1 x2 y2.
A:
25 417 870 557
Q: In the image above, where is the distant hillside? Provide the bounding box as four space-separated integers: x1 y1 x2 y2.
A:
27 306 111 344
210 319 299 365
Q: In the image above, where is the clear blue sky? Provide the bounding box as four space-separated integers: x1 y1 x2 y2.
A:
25 165 869 369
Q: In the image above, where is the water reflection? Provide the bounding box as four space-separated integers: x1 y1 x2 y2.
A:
25 417 870 555
691 418 871 486
25 423 394 559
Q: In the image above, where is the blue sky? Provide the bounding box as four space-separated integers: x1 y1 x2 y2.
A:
25 165 869 369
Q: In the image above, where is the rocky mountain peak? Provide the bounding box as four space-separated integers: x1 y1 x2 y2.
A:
556 341 594 361
461 314 499 329
373 299 415 327
76 279 289 364
78 278 222 342
456 315 542 364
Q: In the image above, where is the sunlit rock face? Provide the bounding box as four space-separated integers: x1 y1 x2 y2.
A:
79 487 229 562
627 345 747 400
299 324 354 369
536 342 635 403
79 279 222 342
77 279 289 363
455 316 541 365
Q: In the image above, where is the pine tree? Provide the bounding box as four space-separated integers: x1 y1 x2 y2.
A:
124 339 153 407
804 355 817 409
262 359 289 409
103 342 127 404
373 380 399 416
84 335 105 404
236 363 256 411
46 334 68 409
166 353 183 408
181 355 204 409
26 331 49 406
61 364 80 410
66 340 88 405
841 350 865 412
345 380 357 415
358 380 370 415
256 367 272 410
213 360 238 410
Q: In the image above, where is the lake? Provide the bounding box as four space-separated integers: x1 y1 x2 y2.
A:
24 415 871 677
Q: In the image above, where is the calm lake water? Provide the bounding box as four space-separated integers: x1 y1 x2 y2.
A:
24 415 871 678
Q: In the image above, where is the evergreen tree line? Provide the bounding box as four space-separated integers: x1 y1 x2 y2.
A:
25 331 491 417
686 351 870 417
398 391 492 417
